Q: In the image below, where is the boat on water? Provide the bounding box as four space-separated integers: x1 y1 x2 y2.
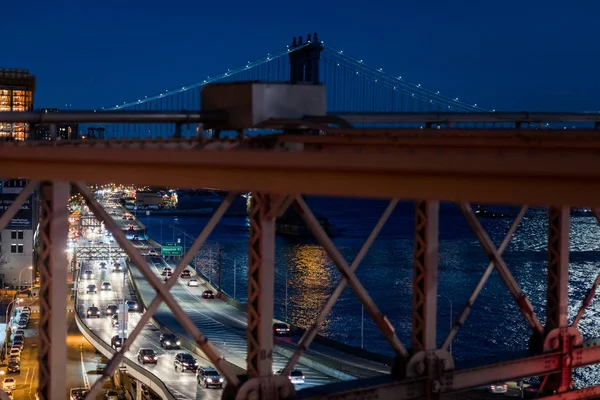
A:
174 189 248 216
571 208 593 217
474 205 516 219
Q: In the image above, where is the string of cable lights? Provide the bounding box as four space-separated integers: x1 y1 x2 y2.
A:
97 41 495 116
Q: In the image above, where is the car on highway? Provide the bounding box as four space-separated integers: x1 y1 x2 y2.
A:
273 323 291 336
14 330 24 337
128 216 134 221
111 314 119 327
485 383 508 393
112 263 123 272
110 335 123 349
202 290 214 299
180 270 191 278
133 235 139 240
7 360 20 373
188 279 199 287
104 390 119 400
137 348 158 365
11 334 23 346
106 304 118 315
121 215 127 220
161 267 173 276
86 284 98 294
9 348 20 358
173 353 198 373
160 333 180 349
197 366 224 389
277 369 305 384
148 249 158 256
20 306 31 315
82 270 93 279
17 316 29 328
101 281 112 291
69 388 89 400
126 300 140 312
87 306 100 318
2 377 16 391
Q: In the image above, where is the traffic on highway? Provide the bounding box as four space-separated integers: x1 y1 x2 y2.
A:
74 198 342 400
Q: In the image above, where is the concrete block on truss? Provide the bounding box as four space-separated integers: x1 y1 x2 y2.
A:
200 82 326 130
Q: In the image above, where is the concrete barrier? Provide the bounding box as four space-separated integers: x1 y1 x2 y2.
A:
73 304 176 400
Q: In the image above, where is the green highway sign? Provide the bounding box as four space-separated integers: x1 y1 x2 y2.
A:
161 245 183 257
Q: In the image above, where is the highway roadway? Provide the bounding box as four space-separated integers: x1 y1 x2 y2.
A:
76 257 223 400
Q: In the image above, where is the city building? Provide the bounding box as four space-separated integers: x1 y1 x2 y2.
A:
31 108 79 140
0 179 38 289
0 69 36 141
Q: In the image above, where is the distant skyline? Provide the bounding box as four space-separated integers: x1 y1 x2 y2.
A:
1 0 597 112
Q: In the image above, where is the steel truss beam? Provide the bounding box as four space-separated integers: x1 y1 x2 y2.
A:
283 200 398 376
246 193 276 377
460 203 544 335
294 197 408 359
442 206 528 350
545 207 571 392
298 338 600 400
76 184 240 399
37 182 69 400
75 245 126 260
3 134 600 205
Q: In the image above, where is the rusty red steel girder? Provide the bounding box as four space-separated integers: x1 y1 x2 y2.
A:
1 110 600 399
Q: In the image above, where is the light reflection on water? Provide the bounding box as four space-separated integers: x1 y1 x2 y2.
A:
147 201 600 386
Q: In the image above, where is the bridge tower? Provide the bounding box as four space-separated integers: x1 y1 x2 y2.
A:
289 33 323 84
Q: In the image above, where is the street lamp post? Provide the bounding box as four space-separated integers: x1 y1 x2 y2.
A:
4 298 21 362
438 294 453 356
17 266 33 295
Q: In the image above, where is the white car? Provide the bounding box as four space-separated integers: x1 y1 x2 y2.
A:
188 279 199 287
9 347 20 357
2 377 16 391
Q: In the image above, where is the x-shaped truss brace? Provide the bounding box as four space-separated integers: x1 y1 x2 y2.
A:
282 196 408 377
460 203 545 336
570 209 600 329
76 183 240 399
442 205 529 350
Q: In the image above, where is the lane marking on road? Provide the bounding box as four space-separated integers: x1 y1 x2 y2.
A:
80 338 90 390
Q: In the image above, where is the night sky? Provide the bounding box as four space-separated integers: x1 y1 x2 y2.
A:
2 0 597 111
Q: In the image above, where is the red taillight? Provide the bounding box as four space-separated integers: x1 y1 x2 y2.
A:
503 385 508 390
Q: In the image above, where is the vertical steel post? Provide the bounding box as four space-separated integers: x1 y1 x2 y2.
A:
246 192 275 378
412 201 439 352
546 206 571 393
37 181 69 400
